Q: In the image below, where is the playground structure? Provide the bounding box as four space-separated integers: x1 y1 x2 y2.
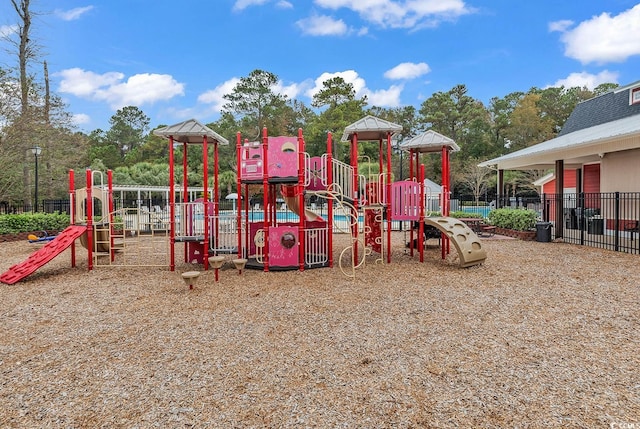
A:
0 167 176 284
236 129 331 271
231 115 487 273
1 116 488 285
338 116 487 269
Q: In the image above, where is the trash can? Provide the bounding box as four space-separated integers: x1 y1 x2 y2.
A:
536 222 552 242
565 208 577 229
587 217 604 235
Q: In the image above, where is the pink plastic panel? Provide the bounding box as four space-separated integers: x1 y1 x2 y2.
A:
248 222 262 256
268 225 299 267
267 136 298 179
240 143 263 180
307 156 325 191
391 181 421 221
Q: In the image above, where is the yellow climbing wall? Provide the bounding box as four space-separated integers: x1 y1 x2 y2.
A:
424 217 487 268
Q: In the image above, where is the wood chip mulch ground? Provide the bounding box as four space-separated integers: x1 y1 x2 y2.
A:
0 233 638 428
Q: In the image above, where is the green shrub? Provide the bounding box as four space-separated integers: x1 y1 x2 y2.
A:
449 210 482 219
0 213 71 234
487 208 537 231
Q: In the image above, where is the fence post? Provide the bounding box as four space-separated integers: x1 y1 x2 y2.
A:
614 192 620 251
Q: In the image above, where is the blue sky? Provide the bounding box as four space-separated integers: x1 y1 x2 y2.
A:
1 0 640 133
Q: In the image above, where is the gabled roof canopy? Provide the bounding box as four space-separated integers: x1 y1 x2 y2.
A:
399 130 460 153
154 118 229 145
340 115 403 142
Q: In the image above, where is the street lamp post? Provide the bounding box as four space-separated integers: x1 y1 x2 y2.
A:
31 146 42 212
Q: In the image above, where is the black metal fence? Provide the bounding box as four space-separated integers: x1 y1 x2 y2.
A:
4 193 639 255
540 192 640 255
0 200 72 215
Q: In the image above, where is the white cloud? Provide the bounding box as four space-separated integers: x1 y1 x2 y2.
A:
296 15 349 36
384 62 430 80
559 4 640 64
233 0 270 12
550 70 619 90
306 70 402 107
198 77 307 115
363 84 403 107
276 1 293 9
306 70 366 99
0 24 18 38
233 0 292 11
57 68 184 109
97 74 184 108
72 113 91 126
161 106 201 123
55 6 94 21
272 80 305 100
198 78 241 112
57 68 124 97
548 19 573 33
313 0 472 29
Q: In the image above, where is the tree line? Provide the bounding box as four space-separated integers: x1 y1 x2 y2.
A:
0 1 617 208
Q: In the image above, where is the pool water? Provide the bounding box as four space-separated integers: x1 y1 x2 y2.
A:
460 206 491 218
246 213 362 222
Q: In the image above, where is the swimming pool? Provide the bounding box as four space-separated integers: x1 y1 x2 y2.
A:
245 211 362 223
460 206 491 218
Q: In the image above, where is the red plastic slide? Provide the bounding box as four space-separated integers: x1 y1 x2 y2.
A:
0 225 87 285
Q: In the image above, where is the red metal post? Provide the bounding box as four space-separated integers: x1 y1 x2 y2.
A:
107 170 115 262
262 127 269 272
236 132 243 259
441 146 450 257
69 169 76 268
386 132 392 264
183 142 188 264
85 168 93 271
270 184 276 226
203 135 209 271
297 128 306 271
169 136 175 271
244 183 249 257
442 147 450 216
214 139 220 260
419 164 425 263
351 133 359 265
327 132 334 268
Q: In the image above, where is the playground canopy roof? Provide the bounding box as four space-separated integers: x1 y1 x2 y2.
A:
399 130 460 153
340 115 403 142
153 118 229 145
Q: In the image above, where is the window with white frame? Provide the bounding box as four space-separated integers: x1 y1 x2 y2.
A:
631 87 640 105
